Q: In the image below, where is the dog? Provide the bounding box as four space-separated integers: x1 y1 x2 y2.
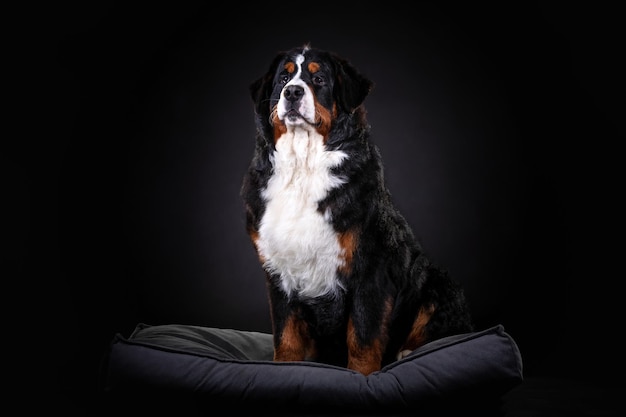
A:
241 44 474 376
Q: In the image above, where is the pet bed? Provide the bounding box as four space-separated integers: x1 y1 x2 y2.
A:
101 323 523 415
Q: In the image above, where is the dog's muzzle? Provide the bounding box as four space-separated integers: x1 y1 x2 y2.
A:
277 82 316 126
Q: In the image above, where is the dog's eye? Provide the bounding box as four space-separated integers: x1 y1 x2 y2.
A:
313 76 326 86
279 75 290 84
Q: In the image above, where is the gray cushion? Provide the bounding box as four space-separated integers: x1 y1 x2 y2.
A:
102 323 523 414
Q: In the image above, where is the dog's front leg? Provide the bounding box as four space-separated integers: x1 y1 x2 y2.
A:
267 280 314 362
274 313 313 362
346 296 394 375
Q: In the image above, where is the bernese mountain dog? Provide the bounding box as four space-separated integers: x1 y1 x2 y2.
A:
241 44 474 376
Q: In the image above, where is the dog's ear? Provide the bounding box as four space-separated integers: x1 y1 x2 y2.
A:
331 54 374 113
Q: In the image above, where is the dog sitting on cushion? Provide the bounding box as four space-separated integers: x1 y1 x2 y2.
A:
241 44 473 376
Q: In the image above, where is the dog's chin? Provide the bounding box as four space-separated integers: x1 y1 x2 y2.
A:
282 110 314 127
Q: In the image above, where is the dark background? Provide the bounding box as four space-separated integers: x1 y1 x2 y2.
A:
10 2 622 413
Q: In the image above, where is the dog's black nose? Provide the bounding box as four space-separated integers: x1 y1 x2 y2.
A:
283 85 304 102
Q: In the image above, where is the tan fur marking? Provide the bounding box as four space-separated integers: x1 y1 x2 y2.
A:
346 297 393 375
271 105 287 143
337 230 358 275
399 304 435 353
248 229 266 264
308 62 320 73
284 62 295 73
309 86 333 139
274 313 314 362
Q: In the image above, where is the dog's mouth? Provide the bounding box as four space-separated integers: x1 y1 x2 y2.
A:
284 109 319 128
286 109 302 122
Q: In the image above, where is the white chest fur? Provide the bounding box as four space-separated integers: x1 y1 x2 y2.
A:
258 130 347 298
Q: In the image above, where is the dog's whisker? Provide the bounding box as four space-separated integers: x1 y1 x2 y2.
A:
269 107 278 126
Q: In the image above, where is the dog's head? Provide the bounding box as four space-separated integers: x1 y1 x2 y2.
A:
250 44 374 142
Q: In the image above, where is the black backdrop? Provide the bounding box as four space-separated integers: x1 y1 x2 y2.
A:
12 2 622 412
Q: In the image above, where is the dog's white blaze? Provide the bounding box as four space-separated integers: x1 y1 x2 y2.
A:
276 54 317 126
258 129 347 299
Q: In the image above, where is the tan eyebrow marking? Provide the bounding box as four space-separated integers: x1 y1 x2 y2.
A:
284 62 295 73
308 62 320 73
